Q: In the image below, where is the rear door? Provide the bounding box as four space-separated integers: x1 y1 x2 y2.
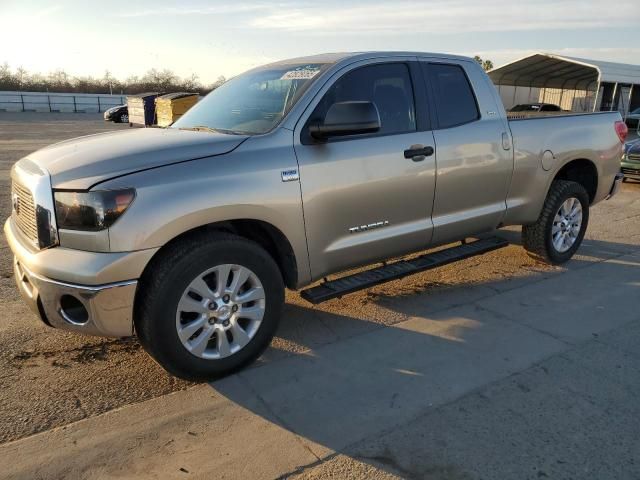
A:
420 60 513 244
294 59 437 279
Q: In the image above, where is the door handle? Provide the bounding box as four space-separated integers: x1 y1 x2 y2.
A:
404 144 434 162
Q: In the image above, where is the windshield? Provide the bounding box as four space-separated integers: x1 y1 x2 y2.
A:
172 63 331 135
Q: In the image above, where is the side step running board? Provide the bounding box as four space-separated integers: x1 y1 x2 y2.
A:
301 236 509 304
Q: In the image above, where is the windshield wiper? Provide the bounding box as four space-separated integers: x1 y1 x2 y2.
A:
179 126 245 135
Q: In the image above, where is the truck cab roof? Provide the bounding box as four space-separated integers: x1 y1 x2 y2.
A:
259 51 477 69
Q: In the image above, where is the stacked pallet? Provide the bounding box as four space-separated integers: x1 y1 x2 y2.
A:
155 93 199 127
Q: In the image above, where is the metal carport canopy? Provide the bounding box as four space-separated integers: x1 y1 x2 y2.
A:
488 53 640 90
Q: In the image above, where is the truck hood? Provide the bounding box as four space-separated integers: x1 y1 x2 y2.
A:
25 128 248 190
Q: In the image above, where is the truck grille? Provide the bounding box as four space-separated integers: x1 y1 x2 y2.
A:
11 181 39 244
622 167 640 176
627 153 640 162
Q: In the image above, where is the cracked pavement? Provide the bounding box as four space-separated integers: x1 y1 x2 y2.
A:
0 113 639 479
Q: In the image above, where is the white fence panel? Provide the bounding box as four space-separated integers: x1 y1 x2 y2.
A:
0 91 126 113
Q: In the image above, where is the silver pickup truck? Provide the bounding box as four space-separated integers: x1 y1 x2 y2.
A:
5 52 627 380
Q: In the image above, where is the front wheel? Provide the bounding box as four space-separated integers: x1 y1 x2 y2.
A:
522 180 589 264
135 232 284 381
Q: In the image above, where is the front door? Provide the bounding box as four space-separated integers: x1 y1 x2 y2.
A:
294 60 436 280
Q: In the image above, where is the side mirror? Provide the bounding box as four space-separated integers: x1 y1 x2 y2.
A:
309 101 380 140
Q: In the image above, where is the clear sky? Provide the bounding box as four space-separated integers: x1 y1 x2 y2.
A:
1 0 638 83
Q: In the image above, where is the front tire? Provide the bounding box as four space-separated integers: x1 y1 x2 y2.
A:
522 180 589 264
135 232 284 381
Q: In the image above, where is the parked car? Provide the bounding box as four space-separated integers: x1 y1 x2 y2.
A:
5 52 627 381
509 103 563 112
625 107 640 129
621 140 640 182
103 105 128 123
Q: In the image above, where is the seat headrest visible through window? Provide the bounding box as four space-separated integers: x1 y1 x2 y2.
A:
373 85 411 134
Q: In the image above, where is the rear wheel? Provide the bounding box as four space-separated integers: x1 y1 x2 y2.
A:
135 232 284 381
119 113 129 123
522 180 589 264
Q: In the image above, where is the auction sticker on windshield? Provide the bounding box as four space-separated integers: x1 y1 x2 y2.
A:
280 66 321 80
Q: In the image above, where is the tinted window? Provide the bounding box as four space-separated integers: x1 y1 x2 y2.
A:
311 63 416 136
429 64 479 128
172 63 331 134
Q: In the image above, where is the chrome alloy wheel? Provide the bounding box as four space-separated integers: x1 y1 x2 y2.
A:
551 197 583 253
175 264 266 359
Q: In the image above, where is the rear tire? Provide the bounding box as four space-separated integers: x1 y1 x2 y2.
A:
522 180 589 264
135 232 284 381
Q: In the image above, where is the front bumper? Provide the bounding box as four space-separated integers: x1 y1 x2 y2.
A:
14 258 136 337
4 218 158 337
621 162 640 180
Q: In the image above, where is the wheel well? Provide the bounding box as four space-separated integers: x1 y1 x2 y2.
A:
146 220 298 289
553 159 598 203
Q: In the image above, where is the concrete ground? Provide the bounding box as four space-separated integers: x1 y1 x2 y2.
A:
0 112 639 479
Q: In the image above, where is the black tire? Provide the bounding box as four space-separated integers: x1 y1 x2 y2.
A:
522 180 590 264
135 232 284 381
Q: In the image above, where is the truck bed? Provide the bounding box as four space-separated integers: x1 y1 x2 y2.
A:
503 110 623 226
506 111 614 121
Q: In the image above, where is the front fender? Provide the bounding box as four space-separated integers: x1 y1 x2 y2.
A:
101 131 310 285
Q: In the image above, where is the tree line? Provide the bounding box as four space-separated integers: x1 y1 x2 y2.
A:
0 63 225 95
0 57 494 96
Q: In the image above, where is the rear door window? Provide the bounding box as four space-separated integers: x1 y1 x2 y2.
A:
427 63 480 129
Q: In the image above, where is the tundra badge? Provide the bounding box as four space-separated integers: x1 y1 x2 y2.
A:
281 169 299 182
349 220 389 234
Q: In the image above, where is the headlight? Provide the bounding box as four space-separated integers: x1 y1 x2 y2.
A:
54 189 135 231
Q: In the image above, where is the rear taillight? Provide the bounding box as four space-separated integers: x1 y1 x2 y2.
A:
615 121 628 143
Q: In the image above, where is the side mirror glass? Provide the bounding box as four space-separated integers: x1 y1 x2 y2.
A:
309 101 380 140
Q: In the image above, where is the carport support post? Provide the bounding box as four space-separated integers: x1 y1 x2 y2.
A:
97 96 101 112
593 81 601 112
611 83 619 111
73 96 77 113
20 94 24 112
